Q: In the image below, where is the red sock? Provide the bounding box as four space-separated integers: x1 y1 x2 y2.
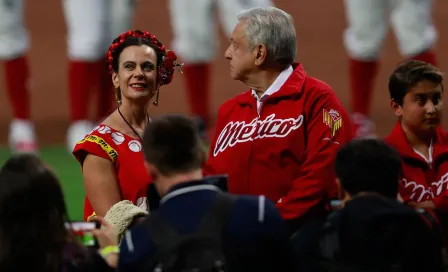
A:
349 58 378 117
410 50 437 67
4 56 30 120
93 58 115 121
69 61 93 122
183 63 210 126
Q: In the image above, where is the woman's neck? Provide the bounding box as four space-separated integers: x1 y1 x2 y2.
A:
118 101 149 128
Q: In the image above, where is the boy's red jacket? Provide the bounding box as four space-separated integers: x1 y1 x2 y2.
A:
384 121 448 210
203 63 353 221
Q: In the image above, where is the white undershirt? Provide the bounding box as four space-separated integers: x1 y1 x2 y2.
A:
413 138 433 165
251 65 293 115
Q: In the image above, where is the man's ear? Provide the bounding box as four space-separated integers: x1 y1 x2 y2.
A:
254 44 267 67
112 71 119 89
390 99 402 118
144 161 159 180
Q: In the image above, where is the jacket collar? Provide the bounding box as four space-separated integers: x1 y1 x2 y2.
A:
250 65 294 100
160 180 221 204
385 121 448 161
236 62 306 105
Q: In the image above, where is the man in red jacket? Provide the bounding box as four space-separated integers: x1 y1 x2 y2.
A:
203 6 353 232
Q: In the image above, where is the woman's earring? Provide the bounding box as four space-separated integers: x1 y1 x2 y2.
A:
114 87 122 105
153 88 160 106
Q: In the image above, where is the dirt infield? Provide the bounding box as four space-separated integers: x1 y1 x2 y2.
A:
0 0 448 145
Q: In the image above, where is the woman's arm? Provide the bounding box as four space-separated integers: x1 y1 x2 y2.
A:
83 154 121 217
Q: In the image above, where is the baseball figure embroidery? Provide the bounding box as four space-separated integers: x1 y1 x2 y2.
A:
323 109 342 137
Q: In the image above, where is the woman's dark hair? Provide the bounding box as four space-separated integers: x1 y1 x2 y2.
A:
0 154 73 271
109 36 166 73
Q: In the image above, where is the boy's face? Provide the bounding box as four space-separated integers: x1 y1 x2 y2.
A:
393 79 443 133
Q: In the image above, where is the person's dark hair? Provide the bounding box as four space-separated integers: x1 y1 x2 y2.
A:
0 154 70 271
142 114 205 176
389 60 443 105
335 139 402 198
107 30 182 105
1 152 48 175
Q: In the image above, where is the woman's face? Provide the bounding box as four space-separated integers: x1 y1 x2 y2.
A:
112 45 158 103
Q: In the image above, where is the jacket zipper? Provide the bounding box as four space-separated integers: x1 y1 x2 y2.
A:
246 101 264 193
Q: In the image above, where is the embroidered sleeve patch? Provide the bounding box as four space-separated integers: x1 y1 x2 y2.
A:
78 135 119 163
323 109 343 136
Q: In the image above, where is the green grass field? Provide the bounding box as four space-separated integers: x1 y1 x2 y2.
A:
0 146 86 220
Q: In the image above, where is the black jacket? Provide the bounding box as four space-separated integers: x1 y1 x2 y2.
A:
294 196 445 272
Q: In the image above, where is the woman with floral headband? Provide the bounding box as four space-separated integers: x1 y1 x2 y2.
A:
72 30 182 233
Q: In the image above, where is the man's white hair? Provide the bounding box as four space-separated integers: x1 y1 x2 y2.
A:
237 6 297 66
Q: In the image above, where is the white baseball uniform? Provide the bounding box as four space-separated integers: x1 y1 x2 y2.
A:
0 0 28 60
169 0 273 63
344 0 437 60
63 0 137 61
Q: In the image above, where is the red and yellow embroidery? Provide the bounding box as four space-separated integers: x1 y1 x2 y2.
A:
323 109 343 137
78 135 119 163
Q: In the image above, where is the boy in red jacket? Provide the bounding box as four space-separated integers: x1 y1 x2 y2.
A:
384 60 448 211
203 7 353 232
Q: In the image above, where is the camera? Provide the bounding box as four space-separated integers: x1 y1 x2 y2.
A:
65 221 100 248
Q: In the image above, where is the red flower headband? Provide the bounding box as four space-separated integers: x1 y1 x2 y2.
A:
107 30 183 87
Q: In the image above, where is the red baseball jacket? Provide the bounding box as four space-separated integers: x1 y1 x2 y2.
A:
203 63 353 221
384 121 448 210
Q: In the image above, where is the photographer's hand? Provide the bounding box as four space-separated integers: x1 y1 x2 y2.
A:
408 200 435 209
91 216 119 268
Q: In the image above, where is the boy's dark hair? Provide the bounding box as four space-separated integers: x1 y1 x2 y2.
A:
389 60 443 105
335 139 402 198
142 114 205 176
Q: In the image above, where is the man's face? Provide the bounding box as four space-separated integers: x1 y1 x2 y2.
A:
393 79 443 133
224 20 257 81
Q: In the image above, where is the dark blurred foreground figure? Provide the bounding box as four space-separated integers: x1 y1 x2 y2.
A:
119 114 295 272
0 154 118 272
294 139 445 272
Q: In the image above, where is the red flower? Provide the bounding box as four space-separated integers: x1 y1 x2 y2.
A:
164 59 175 71
166 50 177 60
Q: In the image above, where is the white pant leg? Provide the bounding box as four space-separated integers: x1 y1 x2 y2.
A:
390 0 437 56
0 0 28 60
168 0 216 63
343 0 389 60
107 0 137 45
63 0 108 61
217 0 274 37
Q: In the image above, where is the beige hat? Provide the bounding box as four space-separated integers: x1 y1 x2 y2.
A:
104 200 149 238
